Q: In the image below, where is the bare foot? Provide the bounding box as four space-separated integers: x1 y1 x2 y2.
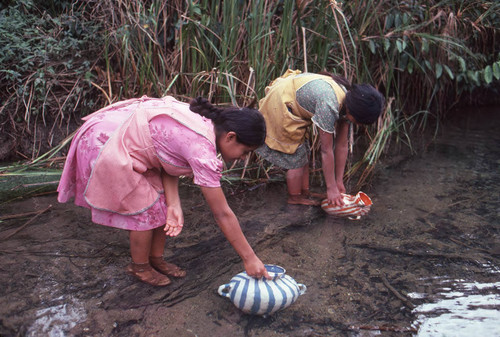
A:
308 192 327 199
287 195 321 206
301 189 326 199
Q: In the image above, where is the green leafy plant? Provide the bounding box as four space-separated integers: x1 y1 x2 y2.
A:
0 0 104 159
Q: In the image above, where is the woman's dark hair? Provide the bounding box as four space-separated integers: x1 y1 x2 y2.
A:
319 71 385 125
189 97 267 147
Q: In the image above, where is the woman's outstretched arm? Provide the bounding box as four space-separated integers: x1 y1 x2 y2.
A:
201 186 270 279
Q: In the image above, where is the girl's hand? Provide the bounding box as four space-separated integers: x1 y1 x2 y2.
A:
164 204 184 237
161 171 183 236
244 255 271 280
165 221 183 236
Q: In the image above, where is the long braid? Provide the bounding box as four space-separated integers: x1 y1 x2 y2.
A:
189 96 266 147
189 97 224 123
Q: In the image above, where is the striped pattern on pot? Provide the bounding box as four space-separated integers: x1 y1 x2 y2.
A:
218 265 306 316
321 191 372 220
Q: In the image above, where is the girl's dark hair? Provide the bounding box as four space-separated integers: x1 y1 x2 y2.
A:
189 97 267 147
319 71 385 125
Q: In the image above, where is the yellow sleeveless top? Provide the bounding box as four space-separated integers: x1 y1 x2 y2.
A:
258 69 346 154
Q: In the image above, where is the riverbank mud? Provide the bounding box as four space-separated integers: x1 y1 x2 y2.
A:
1 106 498 336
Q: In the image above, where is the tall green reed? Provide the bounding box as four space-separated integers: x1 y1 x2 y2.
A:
2 0 498 188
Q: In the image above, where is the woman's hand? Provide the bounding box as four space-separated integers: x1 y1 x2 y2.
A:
336 179 346 194
164 204 184 236
326 186 345 206
243 255 271 280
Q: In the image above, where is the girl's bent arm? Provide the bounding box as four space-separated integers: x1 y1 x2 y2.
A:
201 186 270 279
161 170 184 236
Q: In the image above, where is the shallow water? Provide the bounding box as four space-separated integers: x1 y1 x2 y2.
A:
410 278 500 337
404 106 500 336
27 296 86 337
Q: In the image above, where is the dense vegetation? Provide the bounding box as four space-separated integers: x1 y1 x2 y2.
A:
1 0 499 186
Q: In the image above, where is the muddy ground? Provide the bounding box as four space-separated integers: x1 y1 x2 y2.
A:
0 106 499 337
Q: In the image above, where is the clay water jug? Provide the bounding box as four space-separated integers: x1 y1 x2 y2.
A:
321 191 372 220
217 264 306 316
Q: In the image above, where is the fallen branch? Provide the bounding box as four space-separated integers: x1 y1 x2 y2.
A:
0 204 52 240
0 209 47 221
20 181 60 188
380 275 415 309
349 243 485 265
348 325 417 333
449 237 491 255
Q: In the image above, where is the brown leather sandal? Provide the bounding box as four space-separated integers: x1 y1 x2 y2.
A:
126 262 171 286
149 257 187 278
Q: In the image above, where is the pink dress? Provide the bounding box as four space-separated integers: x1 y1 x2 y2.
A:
57 97 223 231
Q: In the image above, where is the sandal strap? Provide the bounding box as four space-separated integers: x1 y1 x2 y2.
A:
127 262 171 286
149 257 186 278
129 262 152 273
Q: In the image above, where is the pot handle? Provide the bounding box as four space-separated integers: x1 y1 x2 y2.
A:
297 283 307 295
218 284 232 298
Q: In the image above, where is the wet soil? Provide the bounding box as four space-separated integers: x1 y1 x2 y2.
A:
0 106 499 337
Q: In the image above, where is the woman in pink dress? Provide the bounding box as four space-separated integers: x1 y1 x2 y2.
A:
57 95 271 286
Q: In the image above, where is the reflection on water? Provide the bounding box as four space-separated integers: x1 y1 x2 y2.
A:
410 278 500 337
27 296 86 337
409 106 500 337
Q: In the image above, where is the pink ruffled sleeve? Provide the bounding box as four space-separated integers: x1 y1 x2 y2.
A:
189 157 223 187
149 115 223 187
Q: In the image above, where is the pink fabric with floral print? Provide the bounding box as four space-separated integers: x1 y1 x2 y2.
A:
57 97 222 231
149 114 222 187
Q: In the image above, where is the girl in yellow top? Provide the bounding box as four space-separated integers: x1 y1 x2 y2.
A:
257 69 384 206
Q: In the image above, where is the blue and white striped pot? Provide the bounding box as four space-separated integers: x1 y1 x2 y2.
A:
217 264 307 316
